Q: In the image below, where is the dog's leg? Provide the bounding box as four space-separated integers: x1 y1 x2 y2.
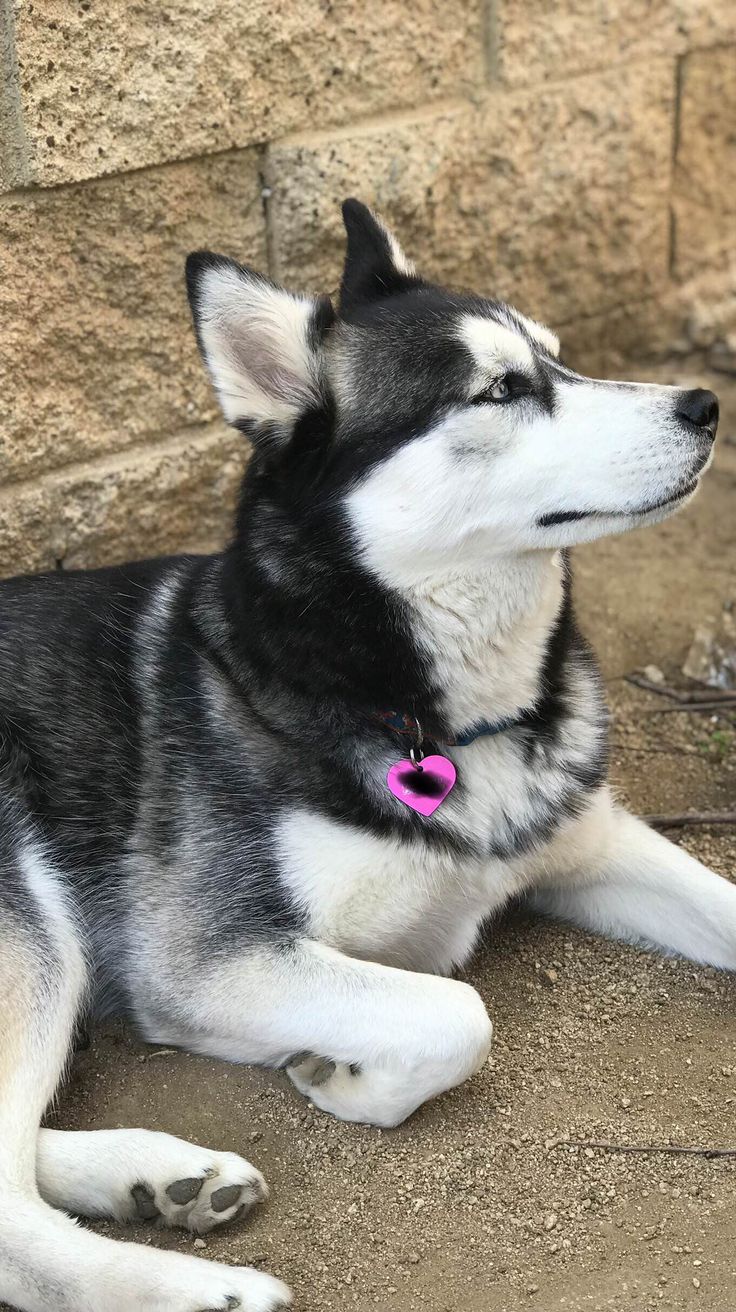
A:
0 824 291 1312
529 799 736 968
136 938 494 1128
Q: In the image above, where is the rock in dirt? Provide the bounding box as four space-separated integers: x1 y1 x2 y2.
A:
682 608 736 689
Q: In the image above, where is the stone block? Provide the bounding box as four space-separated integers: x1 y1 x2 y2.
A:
672 45 736 279
0 151 265 484
491 1 736 85
10 0 483 186
0 424 246 578
267 63 674 327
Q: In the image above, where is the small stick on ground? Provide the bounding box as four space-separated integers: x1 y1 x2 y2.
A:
626 674 736 705
643 703 736 715
644 812 736 829
616 745 694 757
564 1140 736 1161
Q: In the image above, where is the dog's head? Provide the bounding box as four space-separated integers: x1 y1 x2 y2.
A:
187 201 718 585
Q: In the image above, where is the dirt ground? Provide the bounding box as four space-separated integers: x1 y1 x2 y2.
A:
10 362 736 1312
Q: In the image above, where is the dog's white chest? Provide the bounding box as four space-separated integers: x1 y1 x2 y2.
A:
274 792 523 975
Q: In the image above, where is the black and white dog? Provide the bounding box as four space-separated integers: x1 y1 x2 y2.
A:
0 200 728 1312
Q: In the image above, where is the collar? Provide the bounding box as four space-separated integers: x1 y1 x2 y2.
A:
371 707 531 748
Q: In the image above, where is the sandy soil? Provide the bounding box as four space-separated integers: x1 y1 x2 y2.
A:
6 363 736 1312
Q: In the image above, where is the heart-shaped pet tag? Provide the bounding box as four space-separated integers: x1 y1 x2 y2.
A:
387 754 457 817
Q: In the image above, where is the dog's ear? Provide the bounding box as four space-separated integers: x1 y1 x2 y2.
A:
186 252 334 457
339 199 420 315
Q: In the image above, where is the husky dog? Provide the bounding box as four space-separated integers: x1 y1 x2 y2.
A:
0 199 728 1312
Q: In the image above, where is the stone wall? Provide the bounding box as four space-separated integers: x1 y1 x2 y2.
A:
1 1 735 577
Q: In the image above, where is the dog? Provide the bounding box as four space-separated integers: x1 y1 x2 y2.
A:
0 198 728 1312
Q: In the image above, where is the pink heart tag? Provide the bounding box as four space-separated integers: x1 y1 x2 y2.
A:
387 754 457 817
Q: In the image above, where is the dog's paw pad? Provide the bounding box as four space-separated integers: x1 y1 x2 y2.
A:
287 1053 337 1088
131 1183 161 1220
166 1176 205 1205
287 1052 363 1097
310 1058 336 1087
167 1157 268 1234
211 1184 243 1213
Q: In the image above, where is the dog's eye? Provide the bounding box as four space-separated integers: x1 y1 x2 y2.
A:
471 375 518 405
470 371 531 406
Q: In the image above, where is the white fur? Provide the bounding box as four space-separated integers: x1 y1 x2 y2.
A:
376 213 416 277
459 313 535 382
17 842 87 1002
459 313 532 383
275 793 621 982
277 809 492 974
0 843 87 1192
406 553 565 729
194 263 322 428
527 378 711 533
505 308 560 357
528 805 736 969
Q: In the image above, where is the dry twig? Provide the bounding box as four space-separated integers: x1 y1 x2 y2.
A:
643 703 736 716
564 1140 736 1161
616 745 693 757
626 674 736 705
644 811 736 829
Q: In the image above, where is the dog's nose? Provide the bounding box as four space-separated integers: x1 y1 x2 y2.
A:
676 387 719 435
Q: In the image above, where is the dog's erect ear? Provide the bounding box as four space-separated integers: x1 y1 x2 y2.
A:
339 199 420 315
186 252 334 452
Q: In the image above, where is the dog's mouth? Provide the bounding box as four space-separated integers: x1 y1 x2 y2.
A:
538 479 699 529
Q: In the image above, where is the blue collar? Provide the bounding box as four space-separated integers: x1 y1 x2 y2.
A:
373 708 531 747
451 714 529 746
